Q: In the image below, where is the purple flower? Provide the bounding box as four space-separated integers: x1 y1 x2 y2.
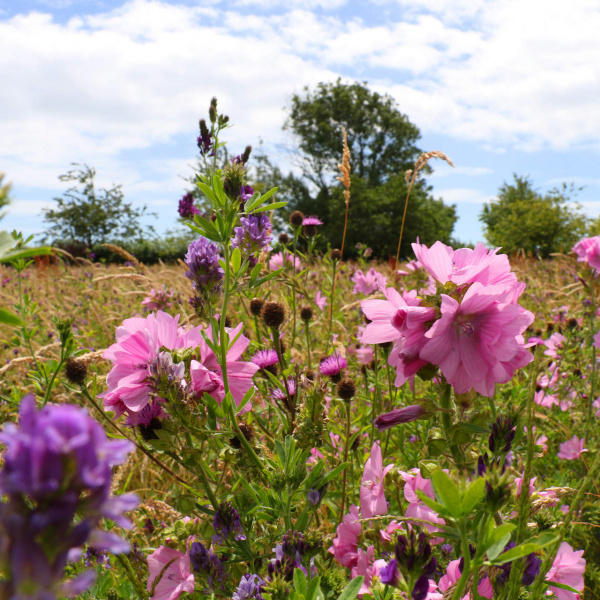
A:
252 350 279 370
232 215 273 266
240 185 255 203
212 501 246 544
198 119 214 156
185 237 224 314
234 574 265 600
319 352 347 379
302 216 323 237
178 192 200 219
189 541 226 592
272 378 296 401
0 395 137 597
374 405 427 431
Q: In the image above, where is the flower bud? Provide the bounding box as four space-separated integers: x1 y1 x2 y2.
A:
261 301 285 328
289 211 304 227
65 357 87 385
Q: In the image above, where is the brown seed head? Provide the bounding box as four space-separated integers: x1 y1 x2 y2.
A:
278 232 290 245
250 298 264 316
330 249 342 261
289 211 305 227
300 306 313 321
65 358 87 385
337 378 356 401
261 301 285 328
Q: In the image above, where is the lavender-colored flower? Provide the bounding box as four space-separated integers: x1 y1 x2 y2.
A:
185 237 224 314
489 416 516 454
0 395 137 598
232 214 273 266
319 352 347 380
212 501 246 544
496 542 541 586
198 119 214 156
178 192 200 219
374 405 427 431
378 558 401 587
240 185 255 203
234 573 266 600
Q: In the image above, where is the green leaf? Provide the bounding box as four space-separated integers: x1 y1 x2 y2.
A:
455 422 490 435
293 568 307 595
432 470 462 518
212 175 226 206
414 489 447 516
231 247 241 274
337 577 364 600
306 575 322 600
490 531 557 564
0 308 22 326
545 581 582 594
251 201 288 214
196 181 217 204
245 187 279 213
460 477 486 515
487 531 513 561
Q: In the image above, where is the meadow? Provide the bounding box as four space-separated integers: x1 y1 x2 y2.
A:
0 109 598 600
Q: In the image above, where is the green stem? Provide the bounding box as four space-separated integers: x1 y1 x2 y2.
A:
305 322 312 368
451 521 472 600
337 397 352 525
587 271 596 441
439 381 465 472
325 260 338 354
291 235 298 347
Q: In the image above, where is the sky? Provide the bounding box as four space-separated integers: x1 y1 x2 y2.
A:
1 0 600 247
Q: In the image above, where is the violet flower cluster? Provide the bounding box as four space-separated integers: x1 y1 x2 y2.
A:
178 192 200 219
231 214 273 266
185 236 225 315
0 395 137 599
362 241 535 397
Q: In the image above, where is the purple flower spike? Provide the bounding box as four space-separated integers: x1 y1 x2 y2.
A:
212 501 246 544
231 214 272 266
178 192 200 219
0 394 137 597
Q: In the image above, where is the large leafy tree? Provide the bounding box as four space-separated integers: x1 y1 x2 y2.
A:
480 175 587 258
269 79 457 258
43 164 156 247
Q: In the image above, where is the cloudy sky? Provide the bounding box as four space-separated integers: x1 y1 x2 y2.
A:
1 0 600 246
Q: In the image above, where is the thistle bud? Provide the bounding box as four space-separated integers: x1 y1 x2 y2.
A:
261 301 285 329
300 306 313 322
241 145 252 165
337 378 356 401
64 357 87 385
330 249 341 261
289 211 304 227
250 297 264 316
209 97 218 123
278 232 290 245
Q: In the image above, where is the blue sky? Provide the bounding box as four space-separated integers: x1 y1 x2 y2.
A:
1 0 600 247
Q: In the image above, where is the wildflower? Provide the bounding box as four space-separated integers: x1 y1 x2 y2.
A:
546 542 586 600
314 290 327 310
399 469 445 537
289 210 304 227
272 378 296 402
189 541 226 592
64 357 87 385
233 574 266 600
320 352 347 382
190 323 259 410
147 543 195 600
361 288 435 387
337 378 356 400
375 405 427 431
572 235 600 271
557 435 588 460
231 214 273 266
269 251 302 271
420 282 534 397
0 395 137 598
328 504 361 568
351 268 387 295
488 416 516 454
178 192 200 219
197 118 213 156
251 349 279 371
438 559 493 598
213 501 246 544
185 237 224 312
261 301 285 329
300 305 313 321
142 285 179 312
360 441 394 519
352 546 388 598
302 215 323 237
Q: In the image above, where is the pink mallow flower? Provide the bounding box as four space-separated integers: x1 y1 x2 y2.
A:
328 504 362 568
399 469 445 537
269 251 302 271
351 546 388 598
314 290 327 310
147 543 195 600
361 288 436 387
546 542 586 600
557 435 588 460
100 311 202 416
190 323 259 410
438 560 493 599
351 268 387 295
572 236 600 271
360 442 394 519
419 282 534 397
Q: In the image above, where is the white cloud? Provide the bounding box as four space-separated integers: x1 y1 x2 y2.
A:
430 166 492 178
1 0 600 235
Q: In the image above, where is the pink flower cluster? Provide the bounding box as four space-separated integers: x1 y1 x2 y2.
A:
572 235 600 271
100 311 258 420
362 242 534 397
351 268 387 295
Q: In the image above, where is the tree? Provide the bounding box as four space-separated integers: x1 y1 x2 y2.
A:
270 79 457 257
42 164 156 247
479 175 587 258
0 172 11 221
